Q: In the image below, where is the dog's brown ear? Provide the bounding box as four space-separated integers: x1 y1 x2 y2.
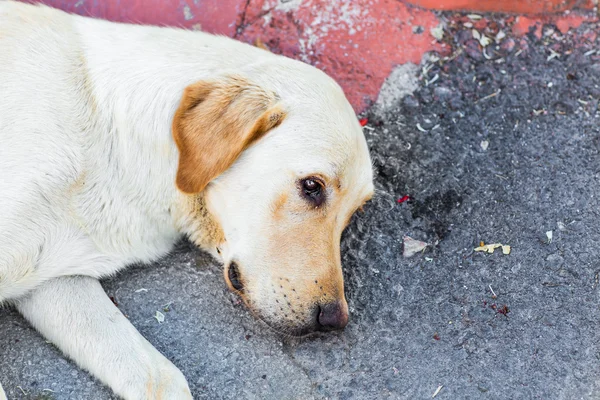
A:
172 75 286 194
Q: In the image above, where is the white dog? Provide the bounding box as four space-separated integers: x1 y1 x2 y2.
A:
0 2 374 398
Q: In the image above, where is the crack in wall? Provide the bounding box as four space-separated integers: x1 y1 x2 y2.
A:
235 0 280 39
234 0 252 38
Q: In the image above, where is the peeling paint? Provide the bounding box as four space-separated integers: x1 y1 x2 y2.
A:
375 63 420 111
239 0 441 111
274 0 303 13
298 0 369 60
183 4 194 21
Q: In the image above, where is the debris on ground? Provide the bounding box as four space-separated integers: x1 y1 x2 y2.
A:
397 195 411 204
488 284 497 298
474 243 511 255
432 385 443 398
488 303 511 317
403 236 429 258
154 311 165 323
430 24 444 41
496 305 510 316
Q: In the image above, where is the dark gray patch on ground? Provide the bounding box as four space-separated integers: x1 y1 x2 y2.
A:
2 16 600 400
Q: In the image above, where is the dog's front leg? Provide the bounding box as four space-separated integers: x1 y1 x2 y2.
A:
15 276 192 400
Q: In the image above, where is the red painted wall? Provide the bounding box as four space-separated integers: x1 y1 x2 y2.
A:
408 0 595 13
30 0 443 111
27 0 597 112
26 0 242 35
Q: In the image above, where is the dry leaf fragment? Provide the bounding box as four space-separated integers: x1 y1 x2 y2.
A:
495 30 506 43
470 28 491 46
403 236 429 258
475 243 511 255
547 49 560 61
430 24 444 41
154 311 165 323
475 243 501 253
478 35 491 47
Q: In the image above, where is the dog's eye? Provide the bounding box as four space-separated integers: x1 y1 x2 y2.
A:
300 177 325 207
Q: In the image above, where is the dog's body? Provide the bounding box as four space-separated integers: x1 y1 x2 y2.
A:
0 2 374 399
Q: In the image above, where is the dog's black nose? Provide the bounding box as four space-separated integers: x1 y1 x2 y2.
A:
317 301 348 331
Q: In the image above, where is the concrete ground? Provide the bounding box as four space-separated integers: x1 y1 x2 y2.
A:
2 14 600 400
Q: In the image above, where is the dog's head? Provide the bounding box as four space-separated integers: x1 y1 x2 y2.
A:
173 62 373 336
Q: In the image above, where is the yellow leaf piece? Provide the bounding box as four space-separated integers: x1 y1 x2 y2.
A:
474 243 511 255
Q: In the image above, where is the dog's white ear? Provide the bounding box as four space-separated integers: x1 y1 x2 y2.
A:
172 75 286 194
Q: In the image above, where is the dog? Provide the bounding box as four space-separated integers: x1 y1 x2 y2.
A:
0 1 374 398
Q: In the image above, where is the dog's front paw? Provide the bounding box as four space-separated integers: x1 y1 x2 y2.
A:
145 362 192 400
118 359 192 400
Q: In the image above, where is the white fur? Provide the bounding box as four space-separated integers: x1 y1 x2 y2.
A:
0 2 374 398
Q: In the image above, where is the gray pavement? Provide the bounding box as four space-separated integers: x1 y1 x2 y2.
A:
2 17 600 400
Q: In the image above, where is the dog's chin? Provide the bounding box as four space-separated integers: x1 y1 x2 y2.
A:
260 322 319 338
278 324 319 338
250 311 318 337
